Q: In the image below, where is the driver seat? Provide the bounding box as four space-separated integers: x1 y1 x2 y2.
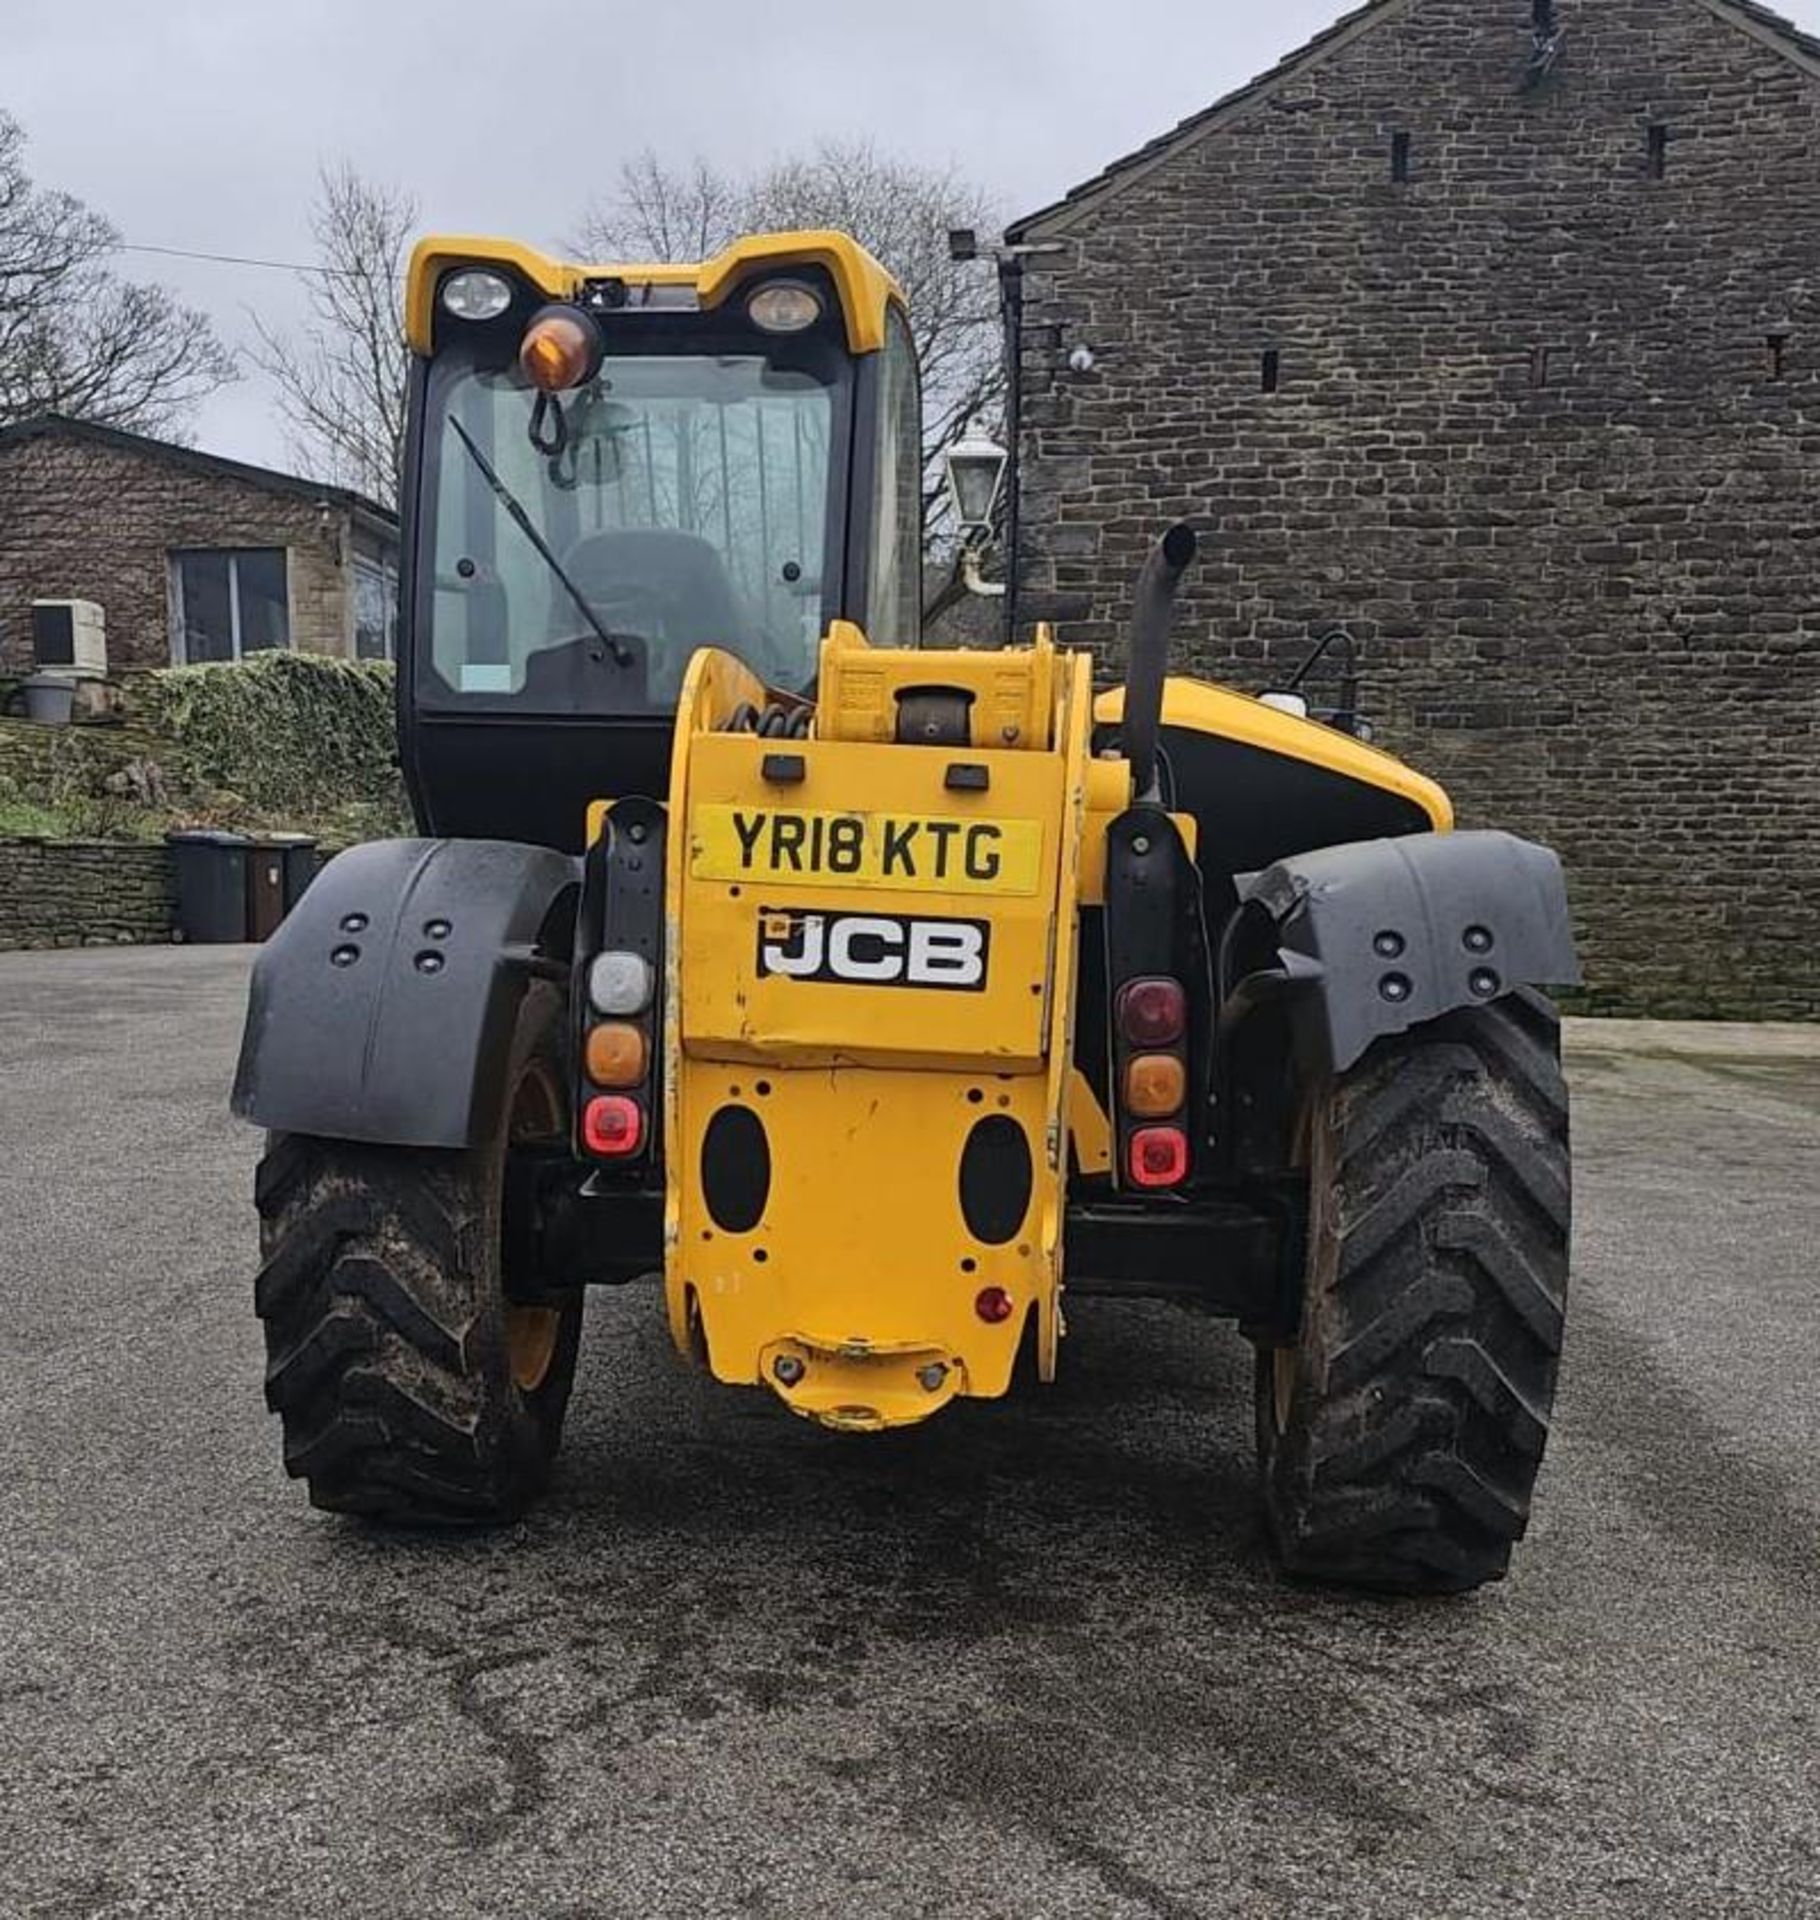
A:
559 529 752 658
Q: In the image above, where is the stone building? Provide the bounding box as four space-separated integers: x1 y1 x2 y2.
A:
0 415 398 675
1007 0 1820 1018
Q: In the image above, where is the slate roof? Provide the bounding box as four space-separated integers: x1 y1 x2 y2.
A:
0 413 397 535
1008 0 1820 241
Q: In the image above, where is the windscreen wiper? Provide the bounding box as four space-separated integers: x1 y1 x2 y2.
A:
446 414 633 667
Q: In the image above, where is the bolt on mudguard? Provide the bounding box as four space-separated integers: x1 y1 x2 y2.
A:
1224 829 1580 1076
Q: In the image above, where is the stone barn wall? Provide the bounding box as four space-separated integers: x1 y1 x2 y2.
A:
1010 0 1820 1017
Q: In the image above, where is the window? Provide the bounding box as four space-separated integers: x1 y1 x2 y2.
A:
866 305 922 647
1391 132 1412 183
354 550 398 660
426 347 841 706
170 549 290 663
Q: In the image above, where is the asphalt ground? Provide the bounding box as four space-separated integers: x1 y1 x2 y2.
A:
0 946 1814 1919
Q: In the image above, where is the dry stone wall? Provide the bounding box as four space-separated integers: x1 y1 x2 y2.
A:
0 842 174 948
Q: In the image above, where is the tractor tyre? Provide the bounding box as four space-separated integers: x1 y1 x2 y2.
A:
253 982 582 1526
1255 988 1569 1594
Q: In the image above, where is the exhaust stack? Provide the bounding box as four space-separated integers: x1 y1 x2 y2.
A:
1122 523 1198 803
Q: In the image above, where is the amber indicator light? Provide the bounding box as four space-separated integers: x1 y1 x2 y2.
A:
585 1021 649 1088
1123 1053 1186 1118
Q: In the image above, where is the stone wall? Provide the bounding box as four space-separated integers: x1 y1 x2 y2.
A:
1011 0 1820 1017
0 841 175 948
0 431 360 673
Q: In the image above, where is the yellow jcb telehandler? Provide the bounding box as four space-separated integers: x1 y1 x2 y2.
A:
234 231 1576 1593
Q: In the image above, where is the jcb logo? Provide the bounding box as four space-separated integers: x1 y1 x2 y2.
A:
757 909 989 992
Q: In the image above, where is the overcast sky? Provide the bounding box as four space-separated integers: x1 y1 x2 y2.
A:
10 0 1820 474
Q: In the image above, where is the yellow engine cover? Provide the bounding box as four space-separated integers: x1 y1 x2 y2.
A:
658 628 1102 1429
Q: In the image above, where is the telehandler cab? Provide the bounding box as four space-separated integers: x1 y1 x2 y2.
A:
234 230 1577 1593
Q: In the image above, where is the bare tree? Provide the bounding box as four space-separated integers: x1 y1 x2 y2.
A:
577 140 1003 540
252 163 415 505
0 112 235 435
583 151 745 266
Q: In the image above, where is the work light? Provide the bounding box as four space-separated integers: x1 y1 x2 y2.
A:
440 269 513 322
748 281 822 333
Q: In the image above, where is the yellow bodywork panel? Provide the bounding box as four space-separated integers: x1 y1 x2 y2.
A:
678 736 1061 1071
1095 676 1454 831
405 229 902 357
1067 1066 1114 1176
818 617 1058 751
659 630 1101 1425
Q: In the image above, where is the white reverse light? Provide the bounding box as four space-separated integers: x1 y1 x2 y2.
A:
589 951 654 1017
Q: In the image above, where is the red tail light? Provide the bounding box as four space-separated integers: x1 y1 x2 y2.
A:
1117 977 1186 1047
582 1094 643 1157
1128 1125 1189 1188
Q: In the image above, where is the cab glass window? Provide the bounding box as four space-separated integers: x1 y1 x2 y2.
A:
421 333 845 710
865 306 922 647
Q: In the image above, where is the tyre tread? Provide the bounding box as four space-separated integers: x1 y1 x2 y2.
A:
253 1130 566 1527
1260 994 1570 1594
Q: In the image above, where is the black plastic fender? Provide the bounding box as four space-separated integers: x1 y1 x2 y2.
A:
1223 830 1579 1076
232 838 580 1148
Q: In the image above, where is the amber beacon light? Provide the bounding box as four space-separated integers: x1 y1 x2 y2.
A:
519 304 603 392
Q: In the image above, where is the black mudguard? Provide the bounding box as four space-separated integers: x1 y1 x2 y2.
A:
1224 830 1579 1076
232 838 580 1149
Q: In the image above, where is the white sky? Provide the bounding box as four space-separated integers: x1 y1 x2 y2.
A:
9 0 1820 474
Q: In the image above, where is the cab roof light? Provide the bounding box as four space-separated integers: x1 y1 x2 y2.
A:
519 303 603 393
582 1094 644 1158
441 268 514 321
1128 1126 1189 1189
748 280 822 333
1117 977 1186 1049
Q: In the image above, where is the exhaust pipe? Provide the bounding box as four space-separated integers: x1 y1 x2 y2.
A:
1122 522 1198 803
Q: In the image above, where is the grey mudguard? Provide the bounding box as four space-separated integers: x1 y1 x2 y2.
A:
232 838 580 1148
1229 830 1579 1075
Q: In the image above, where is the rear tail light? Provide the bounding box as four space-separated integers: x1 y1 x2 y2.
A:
582 1094 644 1157
1123 1052 1185 1117
589 950 654 1016
1117 977 1186 1047
1128 1126 1189 1188
585 1020 648 1088
974 1286 1015 1324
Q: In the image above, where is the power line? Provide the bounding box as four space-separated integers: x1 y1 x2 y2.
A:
117 240 359 278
